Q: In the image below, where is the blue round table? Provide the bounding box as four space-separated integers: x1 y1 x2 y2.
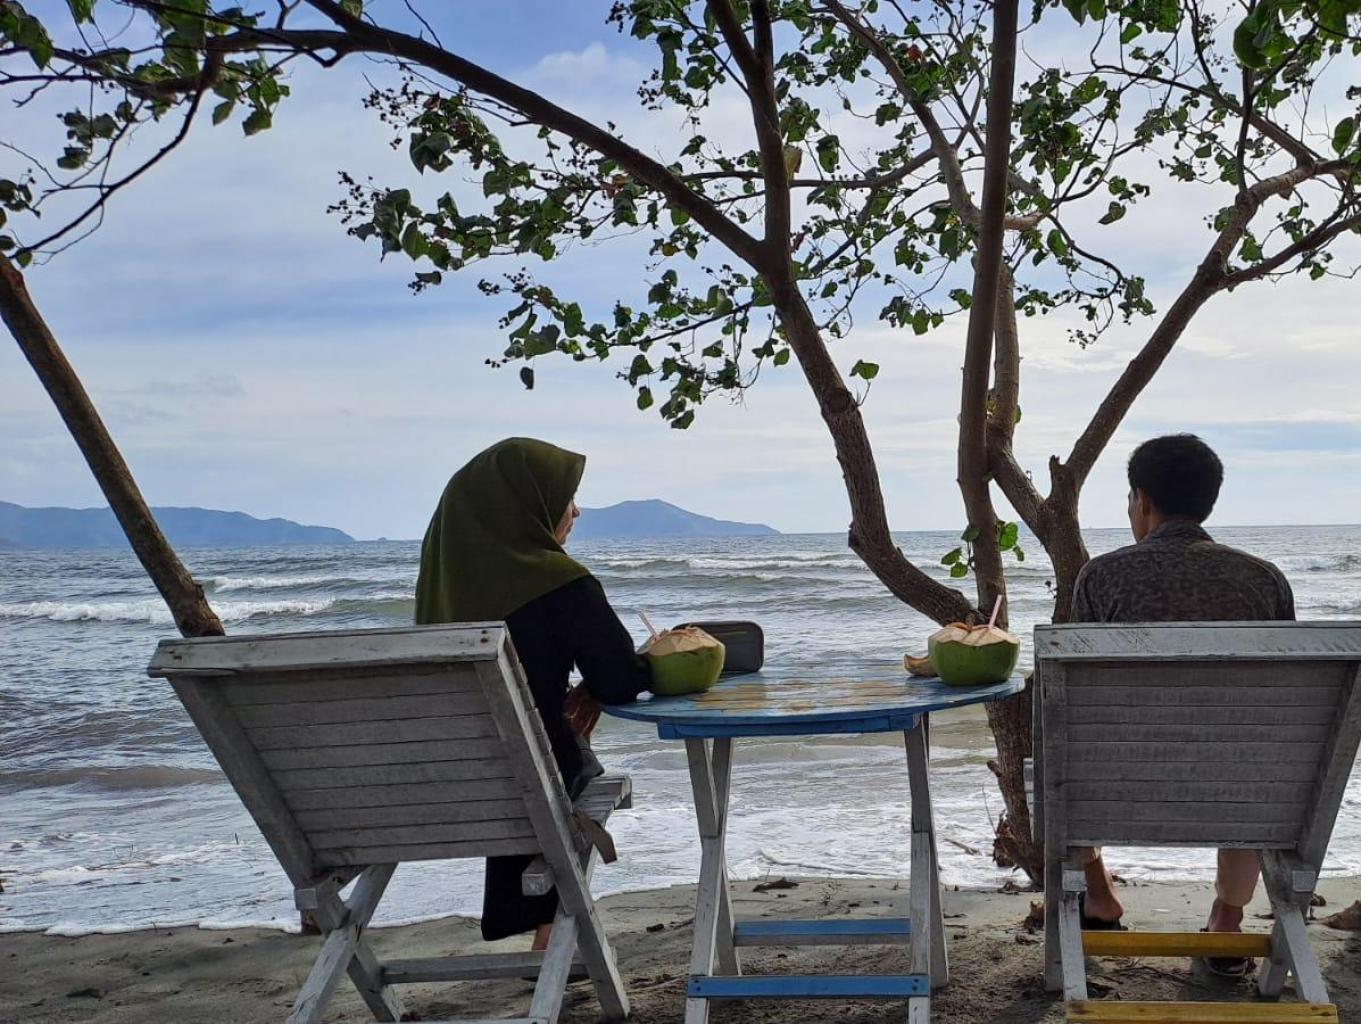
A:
603 664 1025 1023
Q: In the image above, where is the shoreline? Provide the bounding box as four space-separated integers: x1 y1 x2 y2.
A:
5 875 1358 1023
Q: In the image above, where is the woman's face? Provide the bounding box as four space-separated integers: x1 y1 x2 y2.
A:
554 498 581 545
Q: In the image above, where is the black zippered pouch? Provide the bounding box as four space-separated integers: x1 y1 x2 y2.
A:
677 620 764 676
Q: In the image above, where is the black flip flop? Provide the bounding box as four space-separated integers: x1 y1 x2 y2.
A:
1078 893 1127 932
1196 928 1257 979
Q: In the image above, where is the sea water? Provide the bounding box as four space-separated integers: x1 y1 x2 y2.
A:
3 527 1359 935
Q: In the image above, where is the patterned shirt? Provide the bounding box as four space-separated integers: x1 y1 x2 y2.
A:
1070 519 1295 623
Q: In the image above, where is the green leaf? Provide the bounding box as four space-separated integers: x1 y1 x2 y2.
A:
400 222 427 260
65 0 96 23
941 548 961 566
212 100 234 126
949 563 969 579
16 249 33 268
524 324 561 357
1332 117 1356 157
1119 22 1141 44
1233 15 1268 69
18 14 54 70
1098 201 1126 225
636 386 654 411
998 521 1019 551
961 525 980 543
519 366 535 390
1014 546 1026 563
773 348 791 366
242 108 272 136
816 134 840 173
849 359 879 381
339 0 363 14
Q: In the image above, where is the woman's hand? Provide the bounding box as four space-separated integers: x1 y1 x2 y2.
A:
564 684 602 740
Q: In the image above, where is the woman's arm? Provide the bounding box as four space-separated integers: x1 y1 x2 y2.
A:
557 576 652 704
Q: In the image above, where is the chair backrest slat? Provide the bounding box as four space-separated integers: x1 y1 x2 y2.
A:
1036 622 1361 852
150 624 566 879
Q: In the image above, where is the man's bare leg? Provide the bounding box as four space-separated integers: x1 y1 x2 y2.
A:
1081 848 1125 923
1207 849 1259 932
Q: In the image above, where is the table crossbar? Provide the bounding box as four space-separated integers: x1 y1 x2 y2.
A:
687 974 931 999
733 918 911 947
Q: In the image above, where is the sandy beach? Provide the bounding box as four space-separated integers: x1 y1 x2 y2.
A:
5 874 1359 1023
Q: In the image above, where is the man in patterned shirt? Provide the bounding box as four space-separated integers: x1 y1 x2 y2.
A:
1069 434 1295 974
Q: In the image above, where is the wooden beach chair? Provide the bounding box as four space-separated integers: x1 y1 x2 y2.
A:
148 623 632 1024
1034 622 1361 1024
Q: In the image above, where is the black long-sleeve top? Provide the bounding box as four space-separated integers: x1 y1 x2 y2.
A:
504 574 651 796
482 575 650 941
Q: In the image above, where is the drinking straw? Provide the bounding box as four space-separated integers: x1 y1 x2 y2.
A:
638 610 660 641
986 594 1003 630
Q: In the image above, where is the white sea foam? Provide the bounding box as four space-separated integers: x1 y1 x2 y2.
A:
0 598 335 624
5 527 1358 934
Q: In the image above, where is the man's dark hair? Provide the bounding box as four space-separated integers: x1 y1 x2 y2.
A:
1127 434 1223 521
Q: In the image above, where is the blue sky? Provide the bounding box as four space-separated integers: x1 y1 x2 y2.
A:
1 3 1358 539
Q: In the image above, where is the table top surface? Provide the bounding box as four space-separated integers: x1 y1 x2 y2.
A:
602 662 1024 737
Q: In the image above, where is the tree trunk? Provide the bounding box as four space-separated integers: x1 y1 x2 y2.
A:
0 262 224 638
953 0 1041 882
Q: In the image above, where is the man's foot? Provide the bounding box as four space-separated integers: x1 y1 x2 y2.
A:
1080 855 1125 927
1199 899 1254 978
1079 893 1127 931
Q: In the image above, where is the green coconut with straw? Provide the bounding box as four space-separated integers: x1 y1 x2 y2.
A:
638 611 726 696
925 596 1020 687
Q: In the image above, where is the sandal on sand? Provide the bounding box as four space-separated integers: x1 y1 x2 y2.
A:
1195 928 1257 979
1078 893 1127 932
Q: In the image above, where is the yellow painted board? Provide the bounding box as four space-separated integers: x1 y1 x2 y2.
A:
1068 1000 1337 1023
1081 930 1272 958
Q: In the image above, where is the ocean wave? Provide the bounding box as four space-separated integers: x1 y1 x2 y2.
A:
1296 553 1361 574
0 765 224 791
0 598 336 625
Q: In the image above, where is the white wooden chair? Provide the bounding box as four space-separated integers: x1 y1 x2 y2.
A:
148 623 632 1024
1034 621 1361 1024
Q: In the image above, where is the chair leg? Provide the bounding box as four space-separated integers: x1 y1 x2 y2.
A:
1258 917 1292 1000
1044 852 1063 994
549 830 629 1021
1057 853 1088 1002
1259 852 1330 1004
529 911 581 1024
288 865 397 1024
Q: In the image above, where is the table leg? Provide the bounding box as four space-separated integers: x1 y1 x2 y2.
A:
905 715 947 1024
684 737 740 1024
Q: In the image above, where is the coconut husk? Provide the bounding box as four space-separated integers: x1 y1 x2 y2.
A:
904 653 935 677
645 626 721 657
930 623 1019 647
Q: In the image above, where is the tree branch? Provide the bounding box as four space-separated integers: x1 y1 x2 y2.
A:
822 0 1040 233
1064 159 1342 487
298 0 768 269
956 0 1018 624
707 0 789 263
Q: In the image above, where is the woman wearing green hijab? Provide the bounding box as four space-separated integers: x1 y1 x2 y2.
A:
416 437 652 945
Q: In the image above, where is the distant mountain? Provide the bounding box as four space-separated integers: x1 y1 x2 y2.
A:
574 499 777 539
0 501 354 549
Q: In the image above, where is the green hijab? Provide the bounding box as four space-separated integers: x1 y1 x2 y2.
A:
415 437 591 624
